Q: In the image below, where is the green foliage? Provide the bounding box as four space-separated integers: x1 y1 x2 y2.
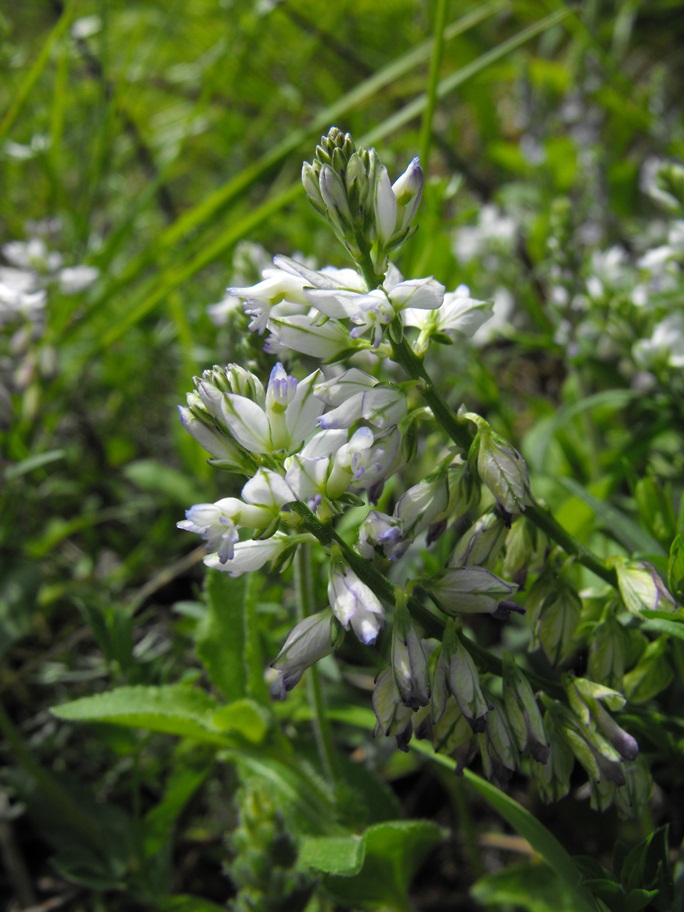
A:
2 0 684 909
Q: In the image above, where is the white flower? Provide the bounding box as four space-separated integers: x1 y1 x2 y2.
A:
394 476 449 537
264 312 356 359
204 532 295 576
57 265 99 294
220 364 323 455
633 314 684 370
328 561 385 644
270 609 343 698
177 500 241 562
403 284 492 345
358 510 405 560
315 369 406 430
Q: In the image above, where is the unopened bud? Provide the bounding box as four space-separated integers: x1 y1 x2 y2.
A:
532 578 582 667
319 163 357 248
302 161 326 214
465 415 531 515
613 757 653 819
502 654 550 762
391 157 424 233
372 666 414 751
478 695 519 785
530 706 574 803
615 559 676 616
449 511 507 569
270 610 343 699
587 614 631 688
423 565 518 617
443 621 490 732
391 600 431 710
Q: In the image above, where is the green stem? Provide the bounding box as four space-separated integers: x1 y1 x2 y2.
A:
419 0 450 171
291 505 568 698
0 700 100 847
389 331 618 587
293 543 338 786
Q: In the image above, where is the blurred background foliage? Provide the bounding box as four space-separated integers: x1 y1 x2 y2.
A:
1 0 683 909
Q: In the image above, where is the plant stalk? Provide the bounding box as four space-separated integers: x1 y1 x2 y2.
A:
293 543 338 786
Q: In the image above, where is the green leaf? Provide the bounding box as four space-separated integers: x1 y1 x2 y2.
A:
472 860 580 912
159 898 228 912
196 569 268 703
623 640 674 704
143 748 213 858
668 534 684 602
557 478 665 556
52 685 230 744
124 459 205 507
318 820 443 911
411 741 599 912
0 554 41 660
297 834 365 875
211 699 271 744
4 448 66 480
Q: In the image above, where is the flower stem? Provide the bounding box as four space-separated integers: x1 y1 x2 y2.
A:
389 331 618 587
293 542 338 786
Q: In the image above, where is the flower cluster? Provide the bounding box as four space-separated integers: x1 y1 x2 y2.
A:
176 128 671 812
0 222 98 427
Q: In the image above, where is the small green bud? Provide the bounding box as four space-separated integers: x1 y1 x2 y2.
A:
431 698 474 769
391 598 431 710
449 510 507 569
301 161 326 214
478 695 519 785
587 613 630 688
615 559 677 616
613 757 653 819
424 565 518 617
464 414 531 515
531 578 582 667
442 621 491 732
530 707 574 803
372 666 415 752
502 654 550 762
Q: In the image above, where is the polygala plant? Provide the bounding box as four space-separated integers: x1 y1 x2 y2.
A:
178 126 679 813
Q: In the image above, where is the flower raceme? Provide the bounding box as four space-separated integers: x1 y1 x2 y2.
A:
175 129 648 808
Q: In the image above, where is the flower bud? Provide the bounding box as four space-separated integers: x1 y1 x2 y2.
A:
449 511 507 569
319 164 357 250
530 577 582 666
615 559 676 616
530 707 574 803
565 676 639 763
394 474 449 539
587 613 631 688
327 554 385 645
302 161 326 214
423 566 518 617
465 415 531 515
502 654 550 762
613 757 653 819
315 126 356 167
442 621 490 732
551 700 625 786
270 610 343 699
372 160 398 250
478 695 519 785
431 698 474 768
372 666 414 751
391 600 431 710
391 156 424 234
